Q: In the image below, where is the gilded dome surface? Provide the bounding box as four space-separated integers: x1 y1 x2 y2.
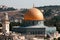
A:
24 8 44 20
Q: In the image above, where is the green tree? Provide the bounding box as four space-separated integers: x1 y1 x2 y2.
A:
44 16 60 33
44 9 52 17
10 22 20 31
58 37 60 40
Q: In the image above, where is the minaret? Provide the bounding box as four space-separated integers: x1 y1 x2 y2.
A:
2 12 10 34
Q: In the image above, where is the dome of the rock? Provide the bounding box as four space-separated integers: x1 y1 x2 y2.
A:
24 8 44 20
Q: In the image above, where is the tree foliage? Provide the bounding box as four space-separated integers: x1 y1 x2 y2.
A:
0 7 16 12
44 16 60 33
10 22 20 30
44 9 52 17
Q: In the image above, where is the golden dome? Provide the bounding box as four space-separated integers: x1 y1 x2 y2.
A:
24 8 44 20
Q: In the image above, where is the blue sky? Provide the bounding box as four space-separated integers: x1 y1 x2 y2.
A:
0 0 60 8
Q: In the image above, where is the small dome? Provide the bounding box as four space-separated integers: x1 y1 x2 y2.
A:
24 8 44 20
